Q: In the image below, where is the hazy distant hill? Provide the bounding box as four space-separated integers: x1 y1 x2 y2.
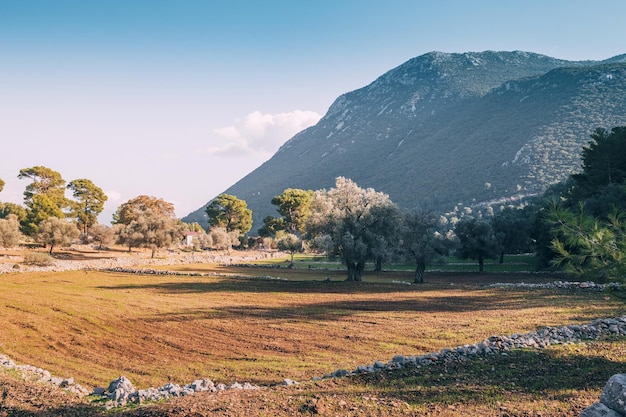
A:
184 51 626 230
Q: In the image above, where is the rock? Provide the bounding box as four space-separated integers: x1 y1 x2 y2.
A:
189 378 215 392
280 378 298 386
60 377 74 388
600 374 626 414
332 369 349 378
580 402 623 417
107 376 135 402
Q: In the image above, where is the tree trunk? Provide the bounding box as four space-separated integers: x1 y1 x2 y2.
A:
346 262 364 282
478 256 484 272
374 258 382 272
414 261 425 283
49 245 54 255
499 251 504 264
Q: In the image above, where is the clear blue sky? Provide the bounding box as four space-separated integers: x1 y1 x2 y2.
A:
2 0 625 223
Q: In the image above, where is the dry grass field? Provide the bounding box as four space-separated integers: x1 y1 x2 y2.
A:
1 249 625 416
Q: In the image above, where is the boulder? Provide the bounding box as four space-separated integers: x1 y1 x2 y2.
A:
580 402 623 417
600 374 626 414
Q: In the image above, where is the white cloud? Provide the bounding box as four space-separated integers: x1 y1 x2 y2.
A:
105 190 123 204
207 110 322 157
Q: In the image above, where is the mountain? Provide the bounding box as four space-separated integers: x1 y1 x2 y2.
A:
184 51 626 230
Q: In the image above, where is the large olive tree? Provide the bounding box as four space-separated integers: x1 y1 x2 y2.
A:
306 177 399 282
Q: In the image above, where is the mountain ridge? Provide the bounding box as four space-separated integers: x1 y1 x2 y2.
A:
184 51 626 229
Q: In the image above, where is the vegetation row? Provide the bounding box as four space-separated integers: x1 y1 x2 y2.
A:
1 126 625 283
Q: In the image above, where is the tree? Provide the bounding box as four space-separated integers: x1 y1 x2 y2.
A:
562 127 626 217
454 218 501 272
270 189 314 235
492 206 536 263
276 231 302 267
21 194 65 236
0 203 28 223
0 178 4 192
258 216 287 237
88 223 115 250
548 202 626 282
205 194 252 235
0 214 22 248
113 195 175 225
573 127 626 192
18 166 67 209
67 179 108 234
536 127 626 269
306 177 399 282
401 209 449 283
207 226 240 251
116 208 180 257
367 203 402 271
35 217 79 254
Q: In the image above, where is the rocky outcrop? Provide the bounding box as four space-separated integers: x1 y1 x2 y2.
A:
582 374 626 416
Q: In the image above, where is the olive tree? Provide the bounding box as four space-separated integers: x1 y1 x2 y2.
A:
113 195 175 225
116 208 180 257
35 217 79 254
87 223 115 250
401 209 449 283
207 226 240 251
276 231 302 267
454 218 501 272
306 177 399 282
0 214 22 248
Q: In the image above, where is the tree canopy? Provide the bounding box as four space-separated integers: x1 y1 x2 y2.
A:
548 203 626 282
113 195 175 225
67 178 108 234
205 194 252 235
270 188 314 235
0 215 21 248
306 177 398 281
18 166 67 210
401 209 449 283
115 208 180 257
35 217 79 254
454 218 501 272
21 193 65 236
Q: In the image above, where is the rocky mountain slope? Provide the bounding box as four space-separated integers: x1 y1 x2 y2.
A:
184 51 626 229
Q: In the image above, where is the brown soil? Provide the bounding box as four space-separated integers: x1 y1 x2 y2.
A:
0 249 619 416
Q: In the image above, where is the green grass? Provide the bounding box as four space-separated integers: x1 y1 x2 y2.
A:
249 253 539 274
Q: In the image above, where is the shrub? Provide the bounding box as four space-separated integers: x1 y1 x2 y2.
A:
23 252 54 266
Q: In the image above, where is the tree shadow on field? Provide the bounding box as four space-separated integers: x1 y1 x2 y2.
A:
341 340 626 411
132 289 619 323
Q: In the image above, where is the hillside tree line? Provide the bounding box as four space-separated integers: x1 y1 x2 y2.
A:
1 126 625 282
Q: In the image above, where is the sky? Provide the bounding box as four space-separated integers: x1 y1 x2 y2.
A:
2 1 626 224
